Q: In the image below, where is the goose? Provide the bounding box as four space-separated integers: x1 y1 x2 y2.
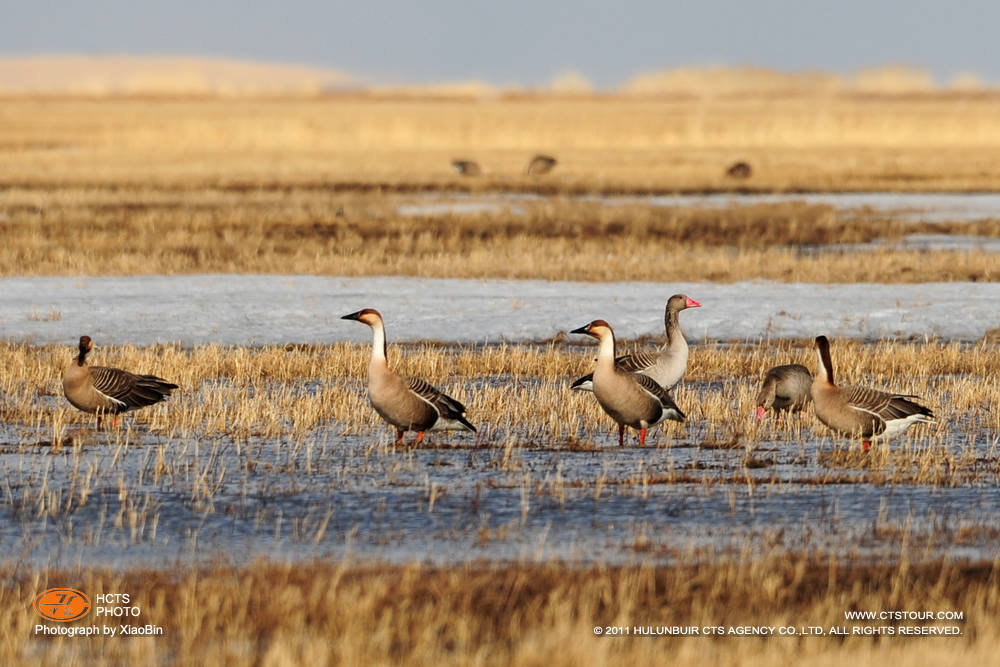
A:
62 335 178 429
726 161 752 178
755 364 812 419
343 308 475 444
525 154 557 175
571 319 685 446
451 159 481 176
571 294 701 392
811 335 935 450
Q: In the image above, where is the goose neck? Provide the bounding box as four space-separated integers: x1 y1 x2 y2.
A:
370 320 387 363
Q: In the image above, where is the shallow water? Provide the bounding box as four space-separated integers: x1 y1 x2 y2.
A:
812 234 1000 254
399 191 1000 222
1 377 996 570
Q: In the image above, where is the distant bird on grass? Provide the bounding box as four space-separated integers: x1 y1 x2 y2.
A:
451 159 481 176
525 154 557 175
755 364 812 419
62 335 178 429
811 335 935 450
571 319 685 447
726 161 752 178
343 308 476 445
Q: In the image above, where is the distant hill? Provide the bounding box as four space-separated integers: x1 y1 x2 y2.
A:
0 55 354 95
0 57 988 98
621 65 988 97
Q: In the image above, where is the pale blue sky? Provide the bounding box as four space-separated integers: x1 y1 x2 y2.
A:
5 1 998 88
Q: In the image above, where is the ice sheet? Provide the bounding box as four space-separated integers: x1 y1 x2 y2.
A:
3 275 997 345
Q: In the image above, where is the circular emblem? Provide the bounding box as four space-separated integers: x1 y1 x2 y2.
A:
34 588 91 622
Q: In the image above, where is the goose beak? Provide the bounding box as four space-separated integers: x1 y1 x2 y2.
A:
685 297 702 308
570 324 591 335
341 311 363 321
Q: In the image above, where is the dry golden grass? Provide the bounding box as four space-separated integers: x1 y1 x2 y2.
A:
4 95 1000 192
3 95 1000 281
2 557 997 665
2 188 998 281
5 339 997 483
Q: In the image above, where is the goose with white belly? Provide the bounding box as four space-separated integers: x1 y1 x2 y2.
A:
811 335 934 450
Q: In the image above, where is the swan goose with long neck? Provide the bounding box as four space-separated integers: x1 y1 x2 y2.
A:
571 319 685 446
343 308 475 444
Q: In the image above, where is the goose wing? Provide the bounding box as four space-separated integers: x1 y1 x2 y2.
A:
843 386 931 419
570 351 659 390
615 350 658 374
90 366 178 411
406 377 476 431
633 373 685 421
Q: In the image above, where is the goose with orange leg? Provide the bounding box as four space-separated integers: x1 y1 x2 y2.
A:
343 308 476 445
811 335 935 451
571 319 685 446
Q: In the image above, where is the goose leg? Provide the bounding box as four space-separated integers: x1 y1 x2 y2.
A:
416 432 425 444
395 429 405 445
618 424 625 447
862 440 871 452
639 428 647 446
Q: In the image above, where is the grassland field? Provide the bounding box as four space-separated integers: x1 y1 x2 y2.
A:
2 93 1000 664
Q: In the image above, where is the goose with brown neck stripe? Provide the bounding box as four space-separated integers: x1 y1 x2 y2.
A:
571 319 685 447
810 335 935 450
343 308 476 445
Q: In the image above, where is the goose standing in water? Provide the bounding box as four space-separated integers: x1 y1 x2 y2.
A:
571 319 685 446
755 364 812 419
811 335 935 450
343 308 476 444
571 294 700 392
62 335 178 429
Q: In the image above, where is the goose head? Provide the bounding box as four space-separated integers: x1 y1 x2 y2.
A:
668 294 701 311
342 308 383 327
570 319 614 340
76 335 93 364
